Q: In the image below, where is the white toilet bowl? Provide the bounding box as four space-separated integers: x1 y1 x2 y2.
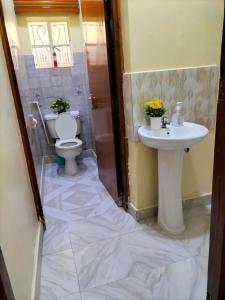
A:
55 113 82 175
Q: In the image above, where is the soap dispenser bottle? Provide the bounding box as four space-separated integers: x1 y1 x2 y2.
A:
171 102 184 126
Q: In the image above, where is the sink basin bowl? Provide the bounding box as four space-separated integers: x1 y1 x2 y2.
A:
138 122 208 150
138 122 208 234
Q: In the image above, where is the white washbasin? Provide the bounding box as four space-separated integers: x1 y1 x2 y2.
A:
138 122 208 150
138 121 209 234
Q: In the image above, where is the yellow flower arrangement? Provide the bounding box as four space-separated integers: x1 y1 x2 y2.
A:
144 98 167 117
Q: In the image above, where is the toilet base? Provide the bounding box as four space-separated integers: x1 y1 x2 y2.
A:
64 158 79 176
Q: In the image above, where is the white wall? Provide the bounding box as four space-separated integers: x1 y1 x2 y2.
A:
120 0 224 72
0 0 41 299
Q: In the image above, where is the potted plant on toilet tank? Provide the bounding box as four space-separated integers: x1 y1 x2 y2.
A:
144 98 167 130
50 98 70 114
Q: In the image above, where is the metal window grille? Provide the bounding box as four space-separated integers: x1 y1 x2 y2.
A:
28 21 73 68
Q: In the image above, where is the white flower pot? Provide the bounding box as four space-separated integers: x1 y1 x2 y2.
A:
150 117 162 130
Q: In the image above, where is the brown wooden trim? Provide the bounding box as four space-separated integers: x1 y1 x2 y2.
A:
104 0 129 208
0 247 15 300
13 0 79 14
78 0 102 18
207 6 225 299
0 0 45 228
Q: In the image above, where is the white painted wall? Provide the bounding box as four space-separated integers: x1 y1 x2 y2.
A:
0 0 41 299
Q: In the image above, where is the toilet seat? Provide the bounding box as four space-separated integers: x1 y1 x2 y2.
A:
55 113 78 140
55 138 82 149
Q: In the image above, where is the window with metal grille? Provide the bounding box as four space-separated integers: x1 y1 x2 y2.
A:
28 21 73 69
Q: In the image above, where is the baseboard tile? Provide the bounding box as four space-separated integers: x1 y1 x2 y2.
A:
129 194 212 221
30 222 44 300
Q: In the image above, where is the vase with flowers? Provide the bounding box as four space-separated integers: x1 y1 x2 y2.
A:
144 98 167 130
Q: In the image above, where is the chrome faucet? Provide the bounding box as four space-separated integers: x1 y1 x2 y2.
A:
162 116 170 128
162 116 171 135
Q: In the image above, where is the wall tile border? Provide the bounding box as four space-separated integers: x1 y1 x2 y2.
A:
123 65 219 140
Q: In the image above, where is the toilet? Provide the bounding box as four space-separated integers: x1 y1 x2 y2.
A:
54 113 82 175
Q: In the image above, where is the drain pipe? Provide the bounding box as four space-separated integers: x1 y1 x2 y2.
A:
32 101 55 147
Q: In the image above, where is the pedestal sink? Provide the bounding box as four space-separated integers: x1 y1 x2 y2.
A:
138 122 208 234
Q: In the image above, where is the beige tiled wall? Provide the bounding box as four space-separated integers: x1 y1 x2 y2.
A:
123 66 219 141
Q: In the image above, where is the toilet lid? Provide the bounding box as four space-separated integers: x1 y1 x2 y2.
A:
55 113 77 140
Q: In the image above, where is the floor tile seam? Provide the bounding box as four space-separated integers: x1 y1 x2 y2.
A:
44 184 78 197
68 229 82 294
41 246 73 257
44 178 76 187
43 187 104 203
43 220 199 258
43 202 104 213
79 273 133 293
54 291 82 300
68 226 147 252
65 209 142 229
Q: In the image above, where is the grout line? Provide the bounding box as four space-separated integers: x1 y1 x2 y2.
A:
68 226 82 296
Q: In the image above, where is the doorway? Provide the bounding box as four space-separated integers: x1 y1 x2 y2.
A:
0 0 128 215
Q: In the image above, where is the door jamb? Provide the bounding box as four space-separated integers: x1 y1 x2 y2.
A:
103 0 129 208
0 0 45 227
207 6 225 299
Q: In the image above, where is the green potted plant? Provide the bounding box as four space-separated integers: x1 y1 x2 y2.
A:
50 98 70 114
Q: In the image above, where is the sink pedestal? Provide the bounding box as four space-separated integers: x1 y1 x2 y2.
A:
158 149 185 234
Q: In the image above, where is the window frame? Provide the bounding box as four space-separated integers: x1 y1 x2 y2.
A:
27 17 73 69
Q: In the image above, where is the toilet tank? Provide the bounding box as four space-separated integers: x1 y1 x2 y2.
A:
44 111 80 139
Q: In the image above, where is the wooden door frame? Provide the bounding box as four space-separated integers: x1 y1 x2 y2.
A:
207 5 225 299
103 0 129 207
0 1 45 227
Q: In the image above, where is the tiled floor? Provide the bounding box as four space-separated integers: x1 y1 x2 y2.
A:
40 157 210 300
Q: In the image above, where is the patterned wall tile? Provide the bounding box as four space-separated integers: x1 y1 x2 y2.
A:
123 66 219 141
123 74 134 140
22 52 95 151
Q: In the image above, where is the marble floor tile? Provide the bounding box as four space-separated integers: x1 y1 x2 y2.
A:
75 230 192 291
81 277 152 300
40 249 80 300
43 223 71 255
44 181 63 197
182 213 210 257
146 256 208 300
69 205 142 250
142 206 210 258
43 162 112 224
183 203 211 220
40 158 210 300
43 183 115 224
